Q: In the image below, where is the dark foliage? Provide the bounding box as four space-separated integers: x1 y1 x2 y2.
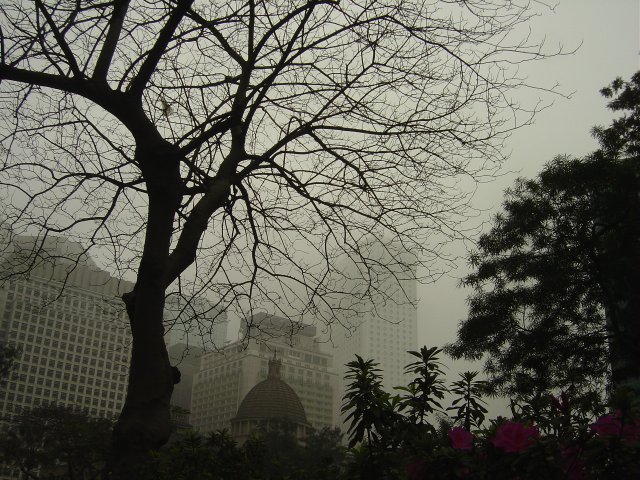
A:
447 73 640 405
0 343 20 385
141 427 346 480
342 348 640 480
342 355 400 449
0 404 113 480
397 347 448 428
447 371 489 431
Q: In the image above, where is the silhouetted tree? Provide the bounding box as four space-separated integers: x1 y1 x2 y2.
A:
447 73 640 405
447 371 488 431
0 0 558 471
141 427 345 480
343 356 398 449
0 404 112 479
397 347 448 429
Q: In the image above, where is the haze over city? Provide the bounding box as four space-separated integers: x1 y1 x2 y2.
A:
0 0 638 478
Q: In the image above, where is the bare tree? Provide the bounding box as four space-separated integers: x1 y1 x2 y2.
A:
0 0 557 471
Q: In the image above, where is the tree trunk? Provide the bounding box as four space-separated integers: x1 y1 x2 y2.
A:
110 287 174 476
110 144 181 476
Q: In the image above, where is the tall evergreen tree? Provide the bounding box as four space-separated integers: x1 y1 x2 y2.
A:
0 404 113 479
447 73 640 405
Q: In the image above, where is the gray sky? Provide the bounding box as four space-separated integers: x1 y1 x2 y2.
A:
418 0 639 409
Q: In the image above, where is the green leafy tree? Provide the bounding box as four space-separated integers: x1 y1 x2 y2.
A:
447 73 640 405
342 355 403 480
0 404 113 480
590 74 640 394
0 1 556 467
141 430 248 480
245 427 346 480
142 427 345 480
299 427 346 480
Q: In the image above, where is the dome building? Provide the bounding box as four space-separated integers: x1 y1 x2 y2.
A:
191 313 337 434
230 353 312 444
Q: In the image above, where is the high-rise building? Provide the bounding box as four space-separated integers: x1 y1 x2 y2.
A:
164 296 228 426
326 238 418 425
164 294 229 351
190 313 337 434
0 236 133 422
168 342 203 423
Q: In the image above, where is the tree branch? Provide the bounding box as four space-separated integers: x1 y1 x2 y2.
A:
128 0 195 97
34 0 82 77
164 176 233 287
186 8 246 67
93 0 131 81
0 64 82 93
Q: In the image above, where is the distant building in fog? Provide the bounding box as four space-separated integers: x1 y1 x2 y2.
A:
0 236 229 421
168 342 203 424
190 313 337 433
326 238 418 424
0 236 133 422
164 296 228 426
164 294 228 351
230 353 311 444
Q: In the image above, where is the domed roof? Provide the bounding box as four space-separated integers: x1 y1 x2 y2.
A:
233 355 308 425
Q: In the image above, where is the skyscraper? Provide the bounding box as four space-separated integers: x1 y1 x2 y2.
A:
190 313 337 433
164 294 229 351
326 238 418 424
0 236 133 422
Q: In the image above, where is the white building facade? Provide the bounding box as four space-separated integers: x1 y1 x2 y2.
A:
0 237 133 423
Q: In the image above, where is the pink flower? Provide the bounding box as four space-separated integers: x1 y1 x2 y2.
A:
490 421 539 453
590 411 640 440
590 414 622 436
560 446 584 480
406 459 426 480
448 427 473 450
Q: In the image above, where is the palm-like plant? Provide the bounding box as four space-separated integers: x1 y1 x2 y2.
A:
342 356 398 448
447 371 489 430
397 347 448 429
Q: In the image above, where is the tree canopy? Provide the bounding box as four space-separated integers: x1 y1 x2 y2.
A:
447 73 640 406
0 404 113 480
0 0 557 469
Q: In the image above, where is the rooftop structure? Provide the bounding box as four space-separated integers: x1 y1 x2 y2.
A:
164 294 228 351
190 313 337 433
230 353 311 443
